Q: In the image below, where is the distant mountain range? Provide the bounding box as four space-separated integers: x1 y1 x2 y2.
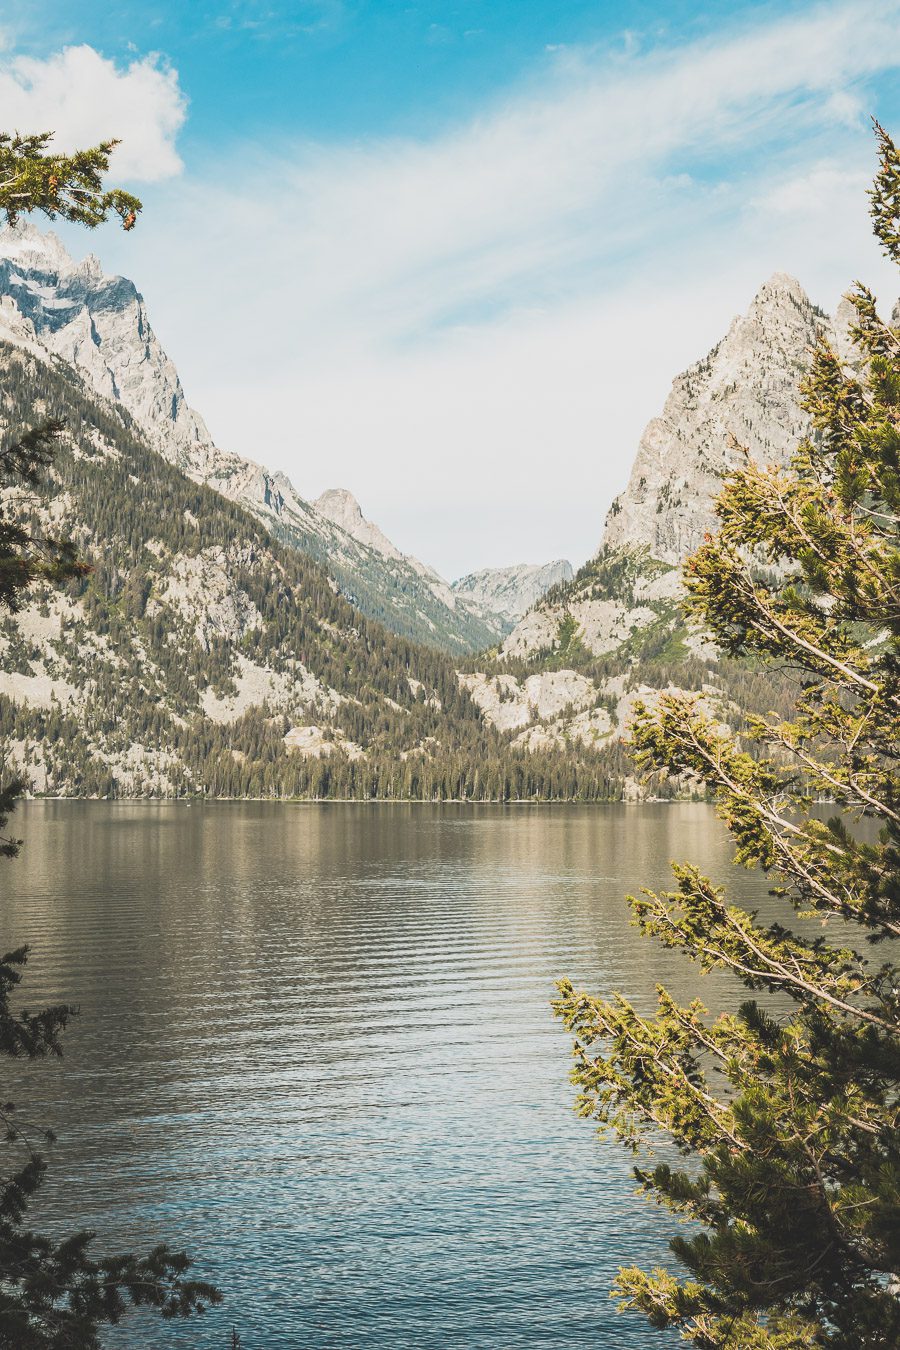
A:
0 222 858 798
453 560 573 625
0 223 568 654
0 336 612 799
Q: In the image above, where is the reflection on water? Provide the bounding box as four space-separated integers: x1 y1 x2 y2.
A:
0 803 764 1348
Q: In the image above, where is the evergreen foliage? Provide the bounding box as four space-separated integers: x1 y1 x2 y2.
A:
0 132 141 230
0 343 630 801
0 422 88 614
554 124 900 1347
0 131 220 1348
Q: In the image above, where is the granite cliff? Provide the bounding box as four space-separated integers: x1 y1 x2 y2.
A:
0 223 568 653
502 274 843 663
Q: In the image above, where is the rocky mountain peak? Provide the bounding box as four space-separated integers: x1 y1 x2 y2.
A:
0 227 217 470
314 489 404 562
499 272 856 663
0 221 78 275
751 271 809 307
315 488 365 526
600 272 827 565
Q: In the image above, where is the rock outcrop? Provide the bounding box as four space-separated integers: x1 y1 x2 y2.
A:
0 223 515 652
314 488 404 561
502 274 836 661
601 273 826 564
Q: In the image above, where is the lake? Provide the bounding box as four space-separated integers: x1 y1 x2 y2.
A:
0 802 766 1348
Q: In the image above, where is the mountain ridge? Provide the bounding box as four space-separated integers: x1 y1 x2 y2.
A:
0 223 564 653
499 272 841 663
453 560 574 625
0 337 622 800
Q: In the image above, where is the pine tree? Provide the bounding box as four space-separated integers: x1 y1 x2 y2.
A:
0 134 220 1347
555 122 900 1349
0 132 140 230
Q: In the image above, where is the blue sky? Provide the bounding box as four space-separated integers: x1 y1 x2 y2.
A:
14 2 830 143
3 1 900 576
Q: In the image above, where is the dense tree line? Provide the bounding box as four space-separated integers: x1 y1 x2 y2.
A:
0 343 650 801
0 127 220 1349
555 121 900 1349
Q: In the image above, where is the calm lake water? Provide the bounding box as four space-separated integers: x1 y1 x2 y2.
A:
0 802 767 1348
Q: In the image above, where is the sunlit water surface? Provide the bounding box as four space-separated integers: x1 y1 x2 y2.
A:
0 803 768 1348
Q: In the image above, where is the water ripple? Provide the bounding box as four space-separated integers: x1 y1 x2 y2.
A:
0 802 756 1348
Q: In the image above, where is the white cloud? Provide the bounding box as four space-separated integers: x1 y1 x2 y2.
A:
824 88 866 127
80 2 900 576
0 45 186 180
751 162 869 218
184 0 892 349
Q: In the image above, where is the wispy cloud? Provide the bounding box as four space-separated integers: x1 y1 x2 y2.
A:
211 1 346 40
0 44 186 179
249 0 899 344
16 5 900 575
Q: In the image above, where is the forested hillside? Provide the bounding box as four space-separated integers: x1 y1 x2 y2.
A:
0 223 517 655
0 341 627 800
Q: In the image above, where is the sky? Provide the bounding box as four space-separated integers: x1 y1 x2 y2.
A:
3 1 900 579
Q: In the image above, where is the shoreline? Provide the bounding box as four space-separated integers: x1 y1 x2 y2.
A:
19 794 682 806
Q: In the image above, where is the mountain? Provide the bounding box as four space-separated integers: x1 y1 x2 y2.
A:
0 249 835 800
0 222 509 654
501 274 838 663
452 560 574 625
0 339 622 800
439 273 843 765
314 488 404 557
309 486 486 640
602 273 831 565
